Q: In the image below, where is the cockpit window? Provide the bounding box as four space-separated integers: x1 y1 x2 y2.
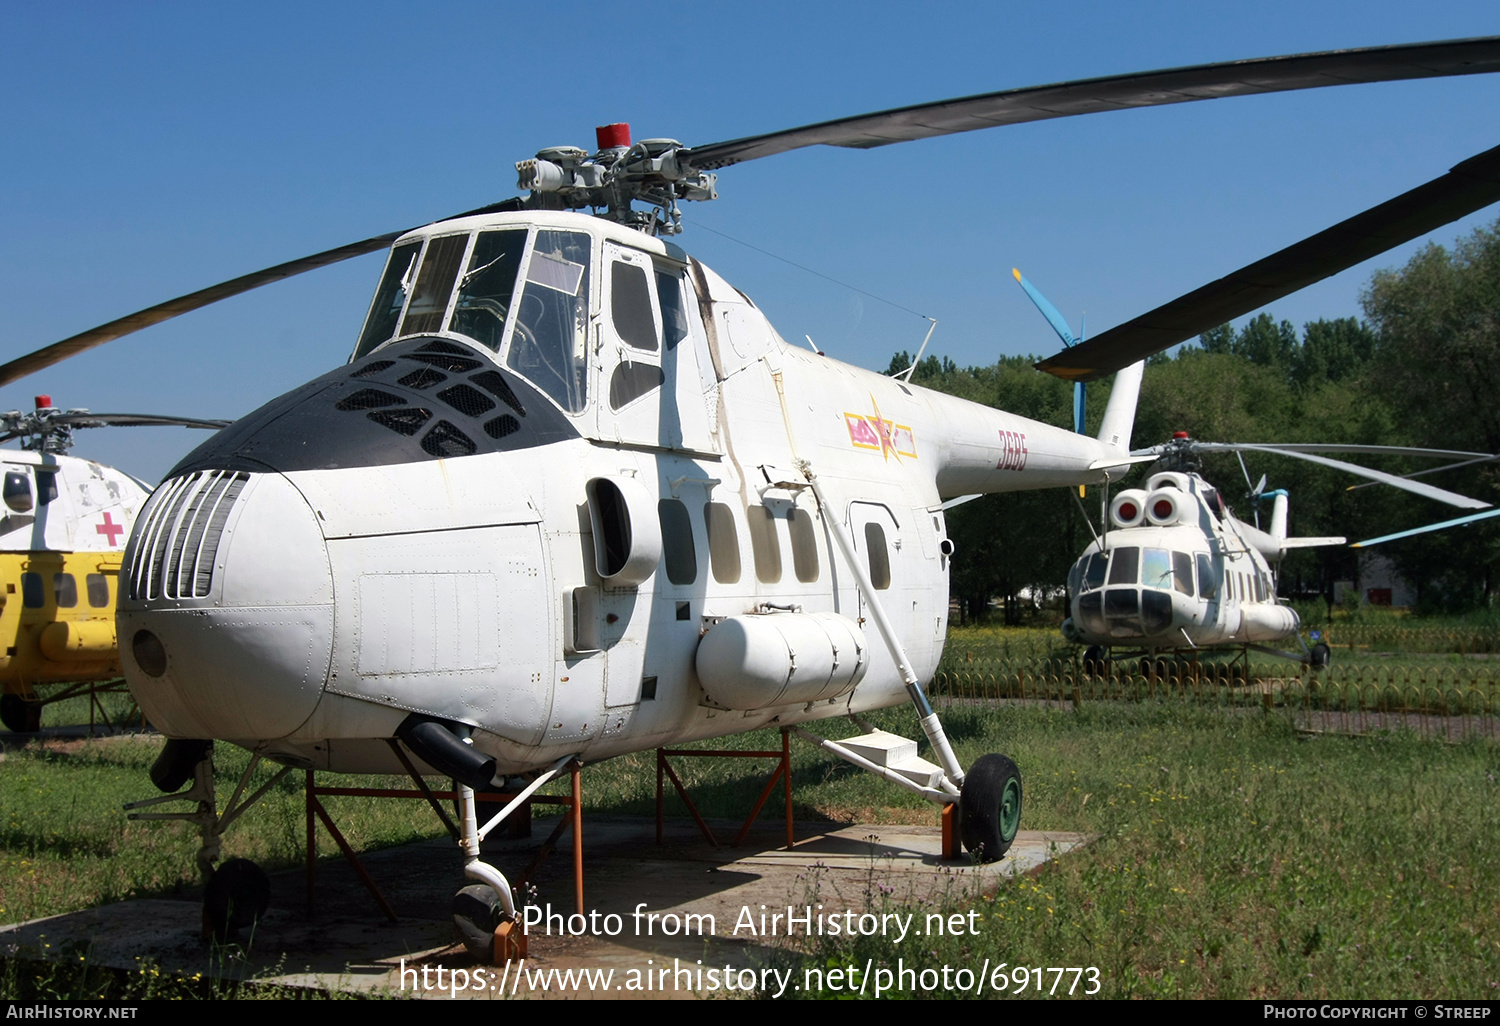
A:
611 261 658 351
1141 547 1171 590
1107 547 1138 585
507 230 592 414
450 230 527 353
353 241 422 359
401 234 469 336
657 267 691 350
1083 552 1106 590
1172 551 1195 597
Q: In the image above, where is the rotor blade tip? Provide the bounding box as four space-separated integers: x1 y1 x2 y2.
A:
1012 268 1022 281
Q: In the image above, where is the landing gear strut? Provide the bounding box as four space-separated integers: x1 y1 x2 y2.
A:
126 741 289 942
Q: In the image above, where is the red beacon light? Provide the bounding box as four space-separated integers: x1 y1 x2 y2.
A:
1172 430 1190 439
34 395 52 410
596 123 631 150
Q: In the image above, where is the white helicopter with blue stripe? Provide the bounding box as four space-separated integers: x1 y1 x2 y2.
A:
1055 432 1495 669
6 38 1500 951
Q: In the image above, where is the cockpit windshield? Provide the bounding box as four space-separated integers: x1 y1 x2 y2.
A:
506 230 591 413
353 241 421 359
451 229 528 352
352 226 595 415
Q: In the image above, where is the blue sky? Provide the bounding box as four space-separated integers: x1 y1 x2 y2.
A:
3 1 1498 482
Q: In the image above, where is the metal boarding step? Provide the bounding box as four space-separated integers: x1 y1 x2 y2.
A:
836 730 942 789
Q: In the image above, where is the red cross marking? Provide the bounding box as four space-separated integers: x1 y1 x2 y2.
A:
96 512 124 546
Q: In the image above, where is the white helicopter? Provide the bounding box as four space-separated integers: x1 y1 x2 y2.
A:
1058 434 1495 669
6 38 1500 948
0 398 225 733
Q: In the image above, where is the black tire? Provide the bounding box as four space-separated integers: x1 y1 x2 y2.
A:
453 884 500 961
1 694 41 733
204 858 269 942
1309 642 1331 669
960 753 1023 862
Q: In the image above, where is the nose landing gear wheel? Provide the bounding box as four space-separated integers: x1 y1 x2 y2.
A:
203 857 270 943
453 883 502 961
960 753 1023 862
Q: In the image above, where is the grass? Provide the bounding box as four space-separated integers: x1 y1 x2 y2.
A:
770 703 1500 1000
4 620 1500 999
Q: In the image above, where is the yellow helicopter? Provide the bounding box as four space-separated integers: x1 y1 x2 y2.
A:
0 397 225 733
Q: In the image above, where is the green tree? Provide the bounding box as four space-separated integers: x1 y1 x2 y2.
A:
1361 219 1500 607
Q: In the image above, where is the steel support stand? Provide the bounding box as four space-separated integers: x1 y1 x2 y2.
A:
655 739 795 849
303 762 585 922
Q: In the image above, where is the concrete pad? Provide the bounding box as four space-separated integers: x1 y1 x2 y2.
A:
0 815 1086 999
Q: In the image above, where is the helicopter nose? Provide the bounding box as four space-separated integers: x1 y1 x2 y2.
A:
118 470 333 740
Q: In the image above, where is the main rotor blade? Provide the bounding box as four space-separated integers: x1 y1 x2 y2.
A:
1133 442 1495 459
1036 142 1500 382
1353 507 1500 547
1194 443 1491 509
0 199 524 390
684 37 1500 169
48 413 231 430
1209 443 1496 460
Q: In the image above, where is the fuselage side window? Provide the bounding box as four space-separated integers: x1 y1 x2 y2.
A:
21 572 44 609
658 499 697 585
508 230 592 414
353 240 422 359
1197 553 1217 601
450 229 528 353
747 506 782 584
788 508 819 583
864 522 891 590
86 574 109 608
704 502 742 584
53 573 77 608
34 471 57 506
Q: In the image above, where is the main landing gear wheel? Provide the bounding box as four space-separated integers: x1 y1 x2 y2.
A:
960 753 1023 862
453 884 502 961
203 857 270 943
1 694 41 733
1309 642 1332 669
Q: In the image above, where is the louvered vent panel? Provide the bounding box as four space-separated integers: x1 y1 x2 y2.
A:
127 471 249 600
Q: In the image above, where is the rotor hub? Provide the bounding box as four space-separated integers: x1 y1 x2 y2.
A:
515 123 717 236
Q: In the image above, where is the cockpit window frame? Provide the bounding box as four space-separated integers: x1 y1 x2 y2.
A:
504 228 596 418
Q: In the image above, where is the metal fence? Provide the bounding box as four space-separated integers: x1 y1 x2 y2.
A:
930 656 1500 742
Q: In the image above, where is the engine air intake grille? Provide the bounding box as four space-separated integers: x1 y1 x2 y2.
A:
127 470 249 601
